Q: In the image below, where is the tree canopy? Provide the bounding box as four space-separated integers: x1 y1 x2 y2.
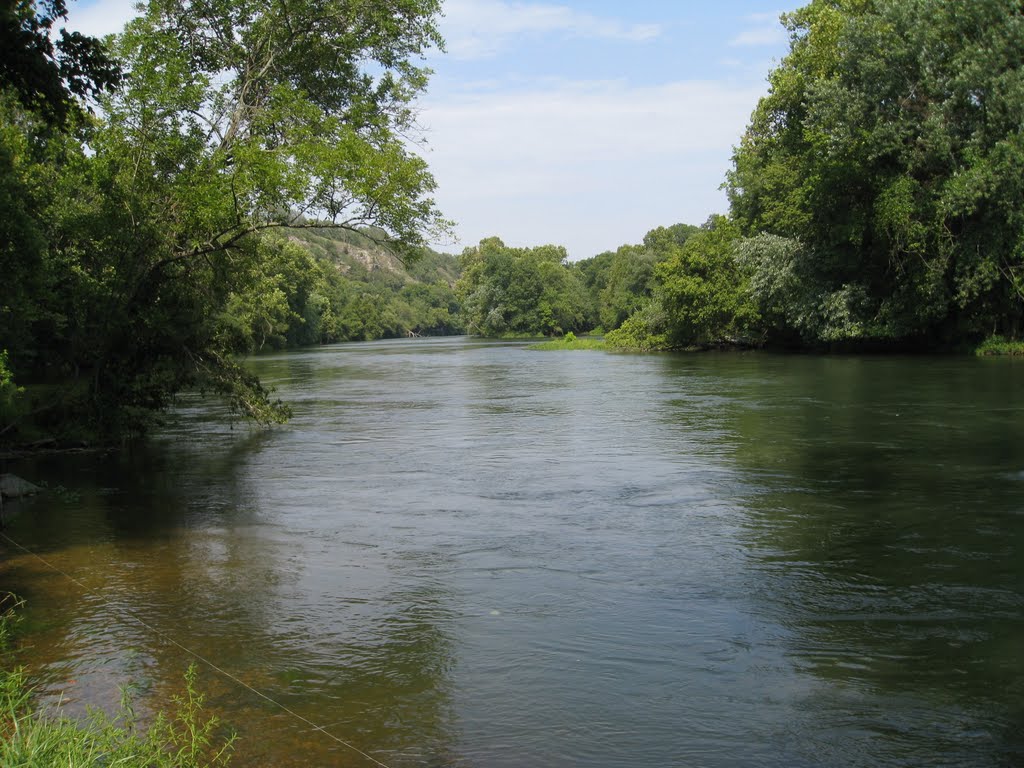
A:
614 0 1024 351
0 0 120 124
727 0 1024 345
456 238 589 337
0 0 449 442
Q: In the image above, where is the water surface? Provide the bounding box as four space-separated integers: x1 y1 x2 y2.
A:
2 338 1023 767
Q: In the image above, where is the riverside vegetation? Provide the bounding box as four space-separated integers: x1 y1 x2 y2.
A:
0 596 234 767
528 332 607 351
454 1 1024 356
3 0 1023 449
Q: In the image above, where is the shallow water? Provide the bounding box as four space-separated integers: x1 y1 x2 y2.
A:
2 338 1023 766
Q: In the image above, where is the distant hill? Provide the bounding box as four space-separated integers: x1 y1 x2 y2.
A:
289 227 461 287
281 226 465 341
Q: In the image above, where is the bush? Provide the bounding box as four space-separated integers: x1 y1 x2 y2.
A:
604 300 672 351
975 335 1024 357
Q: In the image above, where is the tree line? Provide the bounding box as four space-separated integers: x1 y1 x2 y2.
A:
609 0 1024 351
451 0 1024 354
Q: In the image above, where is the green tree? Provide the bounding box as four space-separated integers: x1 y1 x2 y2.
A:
657 216 758 345
642 223 699 253
728 0 1024 344
575 223 698 333
597 245 658 331
606 217 757 349
217 236 328 352
399 281 463 335
573 249 615 328
0 0 449 441
457 238 588 337
0 0 120 124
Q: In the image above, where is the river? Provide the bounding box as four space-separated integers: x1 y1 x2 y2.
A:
2 337 1023 767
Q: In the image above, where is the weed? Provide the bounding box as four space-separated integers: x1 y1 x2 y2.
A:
0 599 235 767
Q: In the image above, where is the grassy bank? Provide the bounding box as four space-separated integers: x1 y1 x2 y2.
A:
528 333 606 351
0 595 235 767
974 336 1024 357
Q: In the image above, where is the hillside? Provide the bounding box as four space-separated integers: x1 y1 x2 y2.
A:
290 227 457 283
283 227 465 342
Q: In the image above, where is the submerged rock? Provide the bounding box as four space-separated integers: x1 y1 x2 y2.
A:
0 474 41 500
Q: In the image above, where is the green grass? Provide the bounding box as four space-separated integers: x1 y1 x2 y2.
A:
974 335 1024 357
479 332 547 340
0 595 235 767
527 333 607 351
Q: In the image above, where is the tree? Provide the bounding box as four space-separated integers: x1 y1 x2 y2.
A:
217 236 326 352
457 238 589 337
656 216 758 345
575 223 699 333
0 0 120 124
727 0 1024 344
1 0 449 441
642 223 699 252
104 0 447 258
606 217 757 349
595 245 658 331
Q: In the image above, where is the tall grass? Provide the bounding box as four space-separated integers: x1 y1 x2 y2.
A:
974 335 1024 356
0 594 235 767
528 333 607 351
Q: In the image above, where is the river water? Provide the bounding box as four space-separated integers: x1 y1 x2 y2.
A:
2 337 1023 767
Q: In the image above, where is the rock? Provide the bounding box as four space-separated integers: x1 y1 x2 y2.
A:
0 474 41 499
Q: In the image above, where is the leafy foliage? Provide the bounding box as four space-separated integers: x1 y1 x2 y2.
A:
0 350 23 439
528 333 607 351
0 0 121 124
279 228 464 342
0 0 449 443
974 335 1024 357
575 223 698 333
615 1 1024 352
655 216 758 345
604 218 755 349
105 0 447 256
604 299 673 351
456 238 589 337
727 0 1024 344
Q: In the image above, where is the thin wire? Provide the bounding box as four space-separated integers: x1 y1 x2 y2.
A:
0 530 394 768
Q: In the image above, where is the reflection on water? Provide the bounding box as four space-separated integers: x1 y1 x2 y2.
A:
692 354 1024 768
2 338 1023 767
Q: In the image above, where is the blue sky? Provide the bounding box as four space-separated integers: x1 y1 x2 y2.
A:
70 0 797 260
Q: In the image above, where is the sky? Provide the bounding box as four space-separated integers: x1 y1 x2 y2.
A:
68 0 797 260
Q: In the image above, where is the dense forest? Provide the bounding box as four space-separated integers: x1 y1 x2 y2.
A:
2 0 1023 447
231 227 464 349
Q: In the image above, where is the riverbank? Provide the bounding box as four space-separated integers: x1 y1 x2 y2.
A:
975 335 1024 356
0 597 235 767
527 333 606 350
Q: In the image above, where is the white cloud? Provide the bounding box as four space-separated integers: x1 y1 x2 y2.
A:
728 11 786 48
420 78 766 257
67 0 140 38
442 0 661 59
